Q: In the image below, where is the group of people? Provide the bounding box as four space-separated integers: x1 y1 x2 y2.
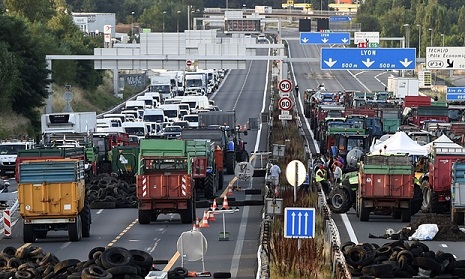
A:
314 153 345 195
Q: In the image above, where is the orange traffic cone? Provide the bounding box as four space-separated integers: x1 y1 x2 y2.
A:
192 218 200 231
222 196 229 210
208 210 216 221
274 186 279 198
227 185 233 196
200 210 210 228
211 199 218 211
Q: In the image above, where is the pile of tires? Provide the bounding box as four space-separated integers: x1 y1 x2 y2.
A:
342 239 465 278
86 174 138 209
0 245 153 278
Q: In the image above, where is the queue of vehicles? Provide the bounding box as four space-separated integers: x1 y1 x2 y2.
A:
0 67 256 242
306 86 465 224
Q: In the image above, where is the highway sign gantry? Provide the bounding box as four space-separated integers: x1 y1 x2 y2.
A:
321 48 416 70
426 47 465 70
278 79 292 93
278 97 293 111
446 87 465 101
284 207 315 238
300 32 350 45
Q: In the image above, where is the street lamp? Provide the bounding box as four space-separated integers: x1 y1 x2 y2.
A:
162 11 166 33
403 24 410 48
429 28 433 47
441 33 445 47
130 11 135 38
177 10 181 55
416 24 421 59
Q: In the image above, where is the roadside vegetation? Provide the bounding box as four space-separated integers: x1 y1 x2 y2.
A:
268 89 332 278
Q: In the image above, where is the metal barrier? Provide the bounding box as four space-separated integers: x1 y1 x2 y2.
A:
96 88 149 118
2 198 19 238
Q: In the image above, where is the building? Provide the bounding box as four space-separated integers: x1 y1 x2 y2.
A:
72 13 116 38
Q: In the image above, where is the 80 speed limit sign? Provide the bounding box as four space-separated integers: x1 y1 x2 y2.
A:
278 97 293 111
279 79 293 93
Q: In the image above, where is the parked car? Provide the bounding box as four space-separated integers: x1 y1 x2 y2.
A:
161 126 182 139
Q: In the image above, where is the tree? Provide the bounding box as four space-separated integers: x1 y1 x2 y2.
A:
0 42 19 112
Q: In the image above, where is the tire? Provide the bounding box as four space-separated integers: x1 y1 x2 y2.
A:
14 270 33 279
328 187 352 213
224 152 235 175
180 199 194 224
218 172 224 190
345 246 367 267
88 247 105 260
204 173 216 199
100 247 132 269
359 199 370 222
82 266 112 279
90 201 116 209
107 265 138 276
361 264 393 277
415 257 443 275
68 216 82 242
130 250 153 271
401 208 411 222
213 272 232 278
421 181 431 213
54 259 81 274
23 224 35 243
138 210 151 225
411 184 422 215
80 201 91 237
2 246 16 257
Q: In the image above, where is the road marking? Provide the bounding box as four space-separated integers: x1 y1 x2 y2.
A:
230 186 251 277
441 244 448 247
233 61 254 111
148 238 161 254
60 242 71 249
163 251 180 272
341 213 358 244
96 209 103 215
107 218 138 247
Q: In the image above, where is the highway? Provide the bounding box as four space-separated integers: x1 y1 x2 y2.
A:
0 49 273 279
285 28 465 263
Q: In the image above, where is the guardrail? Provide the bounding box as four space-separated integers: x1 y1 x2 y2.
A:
96 88 149 119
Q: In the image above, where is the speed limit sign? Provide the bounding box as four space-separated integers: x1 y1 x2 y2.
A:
279 79 293 93
278 97 293 111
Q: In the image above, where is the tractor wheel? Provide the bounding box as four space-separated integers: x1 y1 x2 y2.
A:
68 216 82 242
421 181 431 213
411 184 423 216
218 172 224 190
180 199 194 224
80 201 91 237
401 208 411 222
328 187 352 213
359 199 370 222
225 152 235 174
204 173 216 199
430 192 445 213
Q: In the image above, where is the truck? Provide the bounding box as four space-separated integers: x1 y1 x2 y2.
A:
0 140 35 176
92 131 130 175
148 75 172 101
186 140 221 198
357 154 417 222
18 158 91 242
387 77 419 98
41 112 96 135
420 146 465 213
185 72 208 96
136 139 196 224
451 160 465 225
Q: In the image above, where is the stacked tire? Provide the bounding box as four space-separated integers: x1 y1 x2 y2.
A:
343 239 465 278
86 174 138 209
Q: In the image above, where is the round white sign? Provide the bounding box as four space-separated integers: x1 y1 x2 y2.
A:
278 97 293 111
285 160 307 186
279 79 293 93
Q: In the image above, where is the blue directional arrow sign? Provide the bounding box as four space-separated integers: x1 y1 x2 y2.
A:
321 48 416 70
300 32 350 45
284 207 315 238
446 87 465 101
329 16 351 22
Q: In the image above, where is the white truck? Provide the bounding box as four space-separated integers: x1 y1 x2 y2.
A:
185 72 208 96
387 77 419 98
41 112 97 135
148 75 172 101
122 121 150 140
197 69 219 94
0 140 35 176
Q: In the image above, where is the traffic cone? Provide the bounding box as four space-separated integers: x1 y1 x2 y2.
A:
200 210 209 228
211 199 218 211
222 196 229 210
227 185 233 196
274 186 279 198
208 210 216 221
192 218 200 231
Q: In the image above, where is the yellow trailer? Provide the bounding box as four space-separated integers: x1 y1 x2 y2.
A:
18 158 91 242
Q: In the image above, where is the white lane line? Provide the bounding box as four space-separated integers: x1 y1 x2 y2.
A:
148 238 161 254
341 213 358 244
96 209 103 215
233 61 254 111
60 242 71 250
441 244 448 247
230 189 252 277
253 49 271 153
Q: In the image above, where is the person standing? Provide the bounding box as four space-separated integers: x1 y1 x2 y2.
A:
269 163 281 187
295 84 299 97
332 163 342 184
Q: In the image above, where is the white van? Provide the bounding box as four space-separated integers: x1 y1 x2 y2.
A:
136 95 157 109
103 114 128 123
143 108 167 124
125 100 145 111
144 92 161 105
122 121 150 139
163 98 182 105
180 96 210 113
158 104 181 122
121 110 137 122
183 114 199 127
96 118 122 129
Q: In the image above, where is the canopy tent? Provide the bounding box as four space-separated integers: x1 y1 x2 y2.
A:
423 134 463 152
371 131 428 156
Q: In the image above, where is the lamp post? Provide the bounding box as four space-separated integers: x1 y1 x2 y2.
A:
429 28 433 47
416 24 421 59
162 11 166 33
177 10 181 55
403 24 410 48
130 11 135 39
441 33 445 47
